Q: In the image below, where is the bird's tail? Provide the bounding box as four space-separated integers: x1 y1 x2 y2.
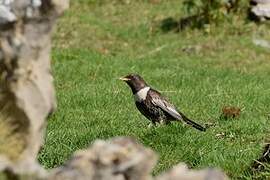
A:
179 113 206 132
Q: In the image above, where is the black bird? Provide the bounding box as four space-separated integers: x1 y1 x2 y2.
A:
120 74 206 131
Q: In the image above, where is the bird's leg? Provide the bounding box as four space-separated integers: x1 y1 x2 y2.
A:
160 119 166 125
148 122 156 128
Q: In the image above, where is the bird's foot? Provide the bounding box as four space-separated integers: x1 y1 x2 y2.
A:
147 123 154 128
160 119 166 125
160 119 171 126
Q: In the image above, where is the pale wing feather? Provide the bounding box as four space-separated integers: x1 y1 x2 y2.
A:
151 97 183 120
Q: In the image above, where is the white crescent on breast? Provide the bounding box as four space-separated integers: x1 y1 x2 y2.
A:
134 87 150 102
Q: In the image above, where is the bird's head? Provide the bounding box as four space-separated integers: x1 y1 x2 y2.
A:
119 74 148 94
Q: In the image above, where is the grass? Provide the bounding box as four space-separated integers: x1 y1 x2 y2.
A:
38 0 270 179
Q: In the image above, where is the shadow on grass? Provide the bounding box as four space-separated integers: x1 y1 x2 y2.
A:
160 15 206 33
160 12 258 33
140 123 189 141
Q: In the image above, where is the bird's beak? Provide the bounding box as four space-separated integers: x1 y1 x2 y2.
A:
119 77 130 81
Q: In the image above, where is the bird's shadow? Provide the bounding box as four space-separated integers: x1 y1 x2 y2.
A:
141 122 190 138
160 15 206 33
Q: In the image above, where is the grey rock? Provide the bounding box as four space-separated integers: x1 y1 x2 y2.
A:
0 0 16 24
251 0 270 4
251 0 270 19
156 163 227 180
0 0 69 170
49 137 157 180
253 38 270 49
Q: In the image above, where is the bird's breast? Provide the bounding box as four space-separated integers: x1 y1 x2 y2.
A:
133 87 150 102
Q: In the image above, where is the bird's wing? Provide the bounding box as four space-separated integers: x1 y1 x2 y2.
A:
150 91 183 120
150 89 206 132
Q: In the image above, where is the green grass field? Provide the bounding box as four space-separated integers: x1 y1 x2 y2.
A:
38 1 270 179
